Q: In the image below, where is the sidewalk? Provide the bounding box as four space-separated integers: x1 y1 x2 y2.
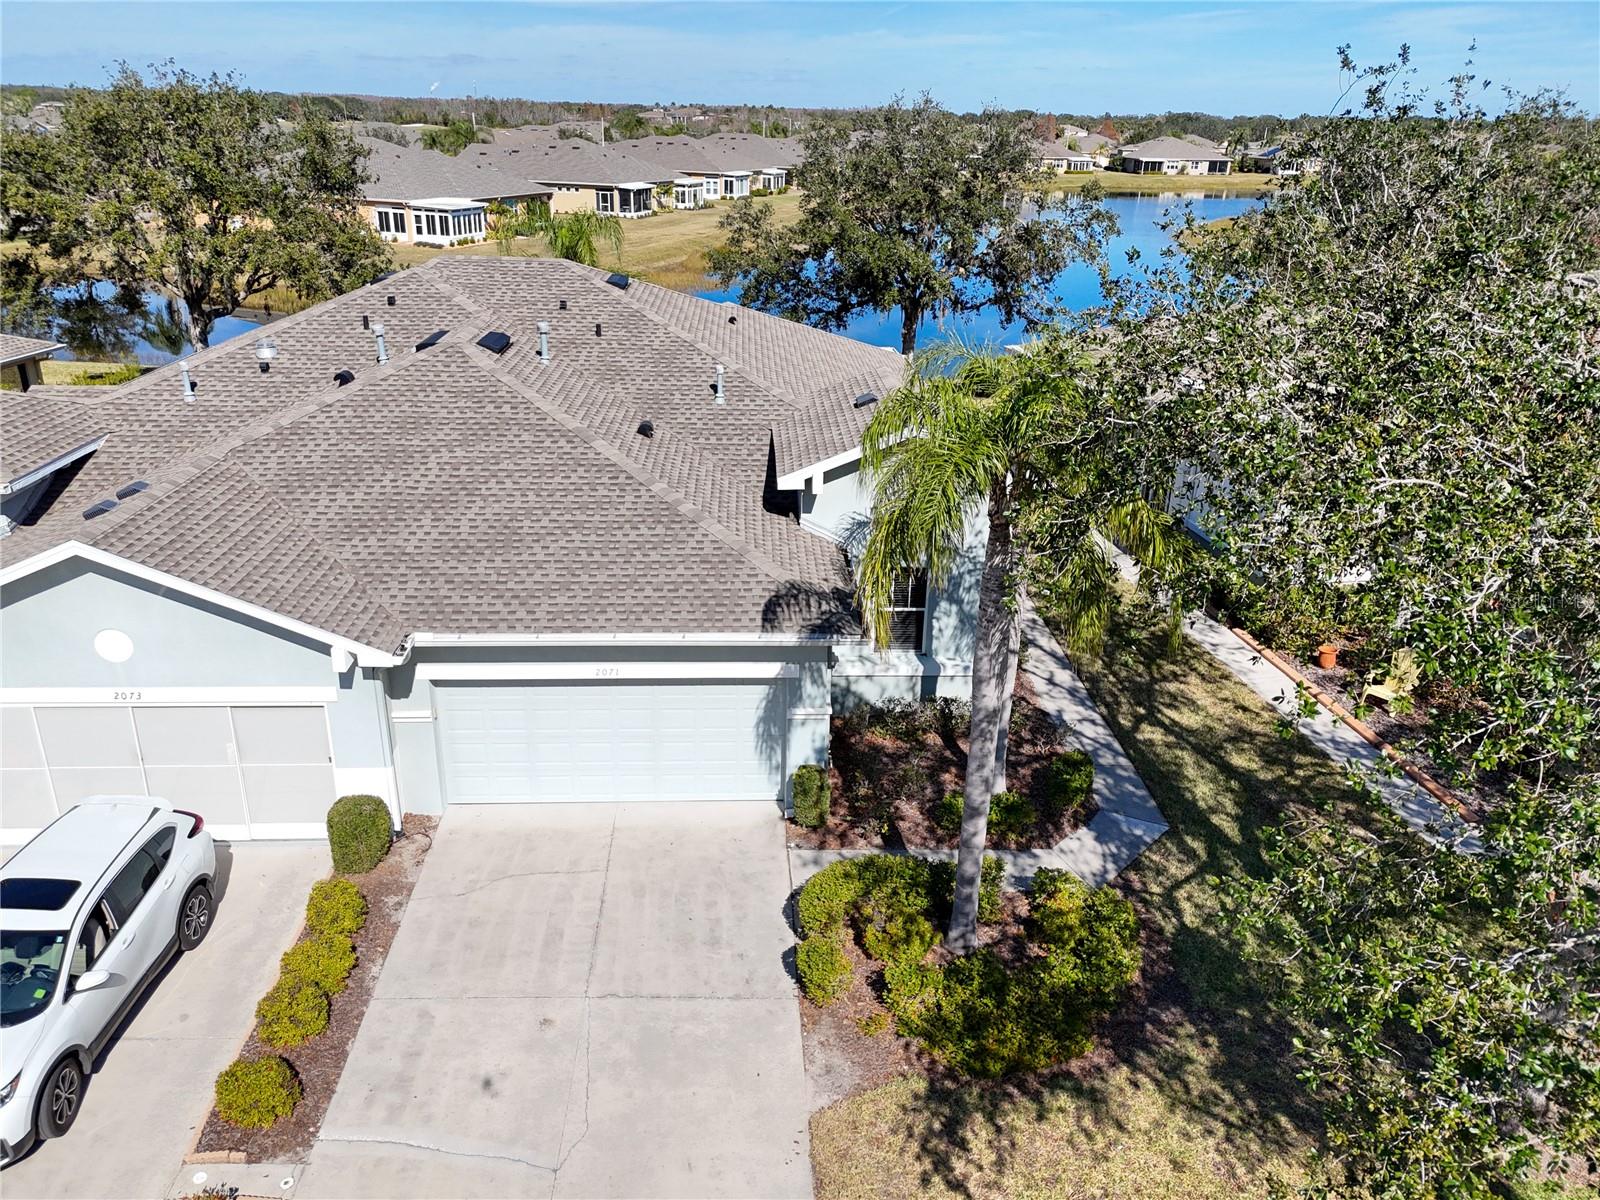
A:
789 599 1168 890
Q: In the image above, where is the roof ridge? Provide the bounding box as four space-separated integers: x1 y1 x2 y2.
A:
460 338 806 587
564 264 803 408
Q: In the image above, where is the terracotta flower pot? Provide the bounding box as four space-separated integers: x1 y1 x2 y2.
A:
1316 643 1340 670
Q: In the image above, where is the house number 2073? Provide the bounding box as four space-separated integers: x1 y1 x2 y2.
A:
112 690 143 701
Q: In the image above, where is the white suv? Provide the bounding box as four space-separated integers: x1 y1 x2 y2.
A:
0 796 216 1161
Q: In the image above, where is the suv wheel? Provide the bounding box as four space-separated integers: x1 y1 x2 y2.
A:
178 883 213 950
37 1057 82 1139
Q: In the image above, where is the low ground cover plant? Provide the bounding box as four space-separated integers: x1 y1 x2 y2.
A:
796 856 1139 1077
214 1056 301 1129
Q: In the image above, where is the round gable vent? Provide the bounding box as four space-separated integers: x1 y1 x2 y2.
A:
94 629 134 663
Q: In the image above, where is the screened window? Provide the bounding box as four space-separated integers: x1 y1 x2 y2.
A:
596 190 615 213
885 575 929 651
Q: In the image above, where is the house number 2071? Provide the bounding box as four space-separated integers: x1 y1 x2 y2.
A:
593 667 620 678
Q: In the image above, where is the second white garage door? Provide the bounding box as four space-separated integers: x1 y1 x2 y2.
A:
434 681 784 803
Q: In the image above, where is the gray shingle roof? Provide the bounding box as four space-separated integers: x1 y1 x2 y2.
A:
1 387 108 485
0 258 905 647
0 334 66 367
464 139 678 187
1119 136 1232 163
356 137 553 204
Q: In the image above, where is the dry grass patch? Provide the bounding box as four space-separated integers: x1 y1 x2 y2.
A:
1034 171 1280 196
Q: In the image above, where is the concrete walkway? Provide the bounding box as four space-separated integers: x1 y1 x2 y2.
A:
789 600 1167 890
1182 610 1476 844
296 803 811 1200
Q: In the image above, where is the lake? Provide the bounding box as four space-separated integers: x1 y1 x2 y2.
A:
16 193 1254 363
694 191 1259 349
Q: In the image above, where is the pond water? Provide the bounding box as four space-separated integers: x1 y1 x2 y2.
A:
11 193 1255 363
695 192 1259 349
12 281 277 366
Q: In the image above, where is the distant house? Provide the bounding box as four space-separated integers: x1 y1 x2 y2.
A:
356 137 553 244
1241 145 1320 176
612 134 802 205
0 335 67 394
1118 136 1232 176
1036 138 1095 173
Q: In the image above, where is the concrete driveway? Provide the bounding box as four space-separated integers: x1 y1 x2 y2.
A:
1 842 328 1200
297 803 810 1200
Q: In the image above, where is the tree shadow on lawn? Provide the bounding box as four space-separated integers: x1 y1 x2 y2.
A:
882 600 1346 1197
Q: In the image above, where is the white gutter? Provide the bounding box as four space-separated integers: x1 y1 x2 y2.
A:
408 631 836 647
2 436 108 496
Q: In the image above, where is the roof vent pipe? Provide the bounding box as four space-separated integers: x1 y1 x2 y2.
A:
178 359 196 402
537 321 551 362
712 363 726 404
373 323 389 364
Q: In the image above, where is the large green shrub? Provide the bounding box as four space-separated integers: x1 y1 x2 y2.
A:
883 870 1141 1076
791 764 831 829
255 977 330 1049
214 1056 301 1129
797 858 867 938
928 854 1004 923
305 878 368 939
280 932 357 996
796 933 851 1005
1039 750 1095 820
326 794 391 873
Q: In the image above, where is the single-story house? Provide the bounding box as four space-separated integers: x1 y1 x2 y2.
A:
0 335 68 393
0 257 978 843
1241 145 1320 176
357 137 554 244
465 141 674 217
611 134 802 205
1119 136 1233 176
1036 138 1095 173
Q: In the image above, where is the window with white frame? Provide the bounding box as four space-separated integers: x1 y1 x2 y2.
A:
596 189 615 213
885 574 929 651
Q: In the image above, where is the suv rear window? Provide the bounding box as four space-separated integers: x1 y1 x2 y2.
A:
0 878 82 911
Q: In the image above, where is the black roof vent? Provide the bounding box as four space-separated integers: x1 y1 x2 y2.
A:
361 314 370 330
476 331 512 355
559 299 568 311
82 499 118 520
333 369 356 387
853 393 879 409
637 419 655 439
728 314 737 325
595 323 603 337
386 294 396 306
415 330 448 352
605 272 631 290
114 480 149 500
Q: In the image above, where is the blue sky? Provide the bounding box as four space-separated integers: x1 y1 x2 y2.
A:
3 2 1595 115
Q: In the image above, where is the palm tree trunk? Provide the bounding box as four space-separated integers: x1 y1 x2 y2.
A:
948 483 1017 953
993 615 1021 791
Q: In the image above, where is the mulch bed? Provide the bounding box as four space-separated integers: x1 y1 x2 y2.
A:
788 678 1097 852
192 814 436 1163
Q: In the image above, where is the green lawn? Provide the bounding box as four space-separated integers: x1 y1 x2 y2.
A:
1035 170 1281 196
811 597 1351 1199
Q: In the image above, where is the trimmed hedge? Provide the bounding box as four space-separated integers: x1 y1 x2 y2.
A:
327 794 391 873
796 933 851 1005
214 1056 301 1129
1039 750 1095 820
934 789 1033 839
791 764 831 829
305 878 368 939
280 932 357 996
255 977 330 1049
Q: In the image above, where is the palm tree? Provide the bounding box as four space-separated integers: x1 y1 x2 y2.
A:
420 119 489 156
492 201 624 268
858 339 1186 952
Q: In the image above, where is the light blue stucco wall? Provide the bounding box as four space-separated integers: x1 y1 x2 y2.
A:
0 558 388 770
800 457 985 708
1 559 331 688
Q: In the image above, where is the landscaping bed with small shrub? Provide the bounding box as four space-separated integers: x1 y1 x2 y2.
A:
193 810 435 1163
789 685 1097 851
795 853 1140 1086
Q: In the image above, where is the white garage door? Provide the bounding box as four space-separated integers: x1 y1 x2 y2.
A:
0 704 335 839
435 681 784 803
